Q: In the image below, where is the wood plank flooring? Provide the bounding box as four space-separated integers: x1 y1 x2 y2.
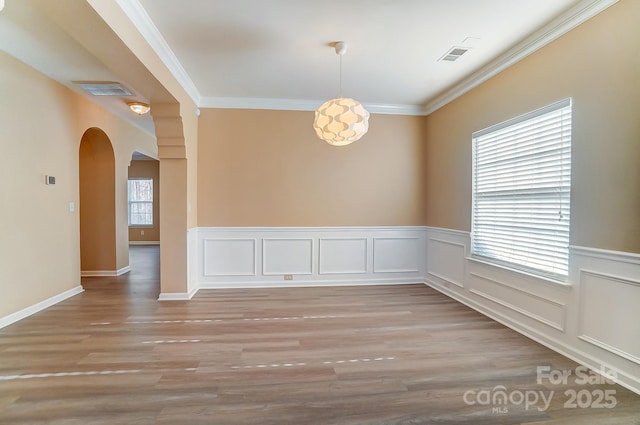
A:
0 246 639 424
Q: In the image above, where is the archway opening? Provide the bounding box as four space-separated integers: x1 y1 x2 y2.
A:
79 127 116 274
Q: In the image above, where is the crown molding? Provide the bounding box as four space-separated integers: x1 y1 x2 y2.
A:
115 0 201 105
199 96 426 116
422 0 619 115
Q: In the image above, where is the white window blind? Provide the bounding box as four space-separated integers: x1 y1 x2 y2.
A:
128 179 153 226
472 99 572 278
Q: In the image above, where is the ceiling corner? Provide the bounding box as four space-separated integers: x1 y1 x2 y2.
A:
422 0 620 115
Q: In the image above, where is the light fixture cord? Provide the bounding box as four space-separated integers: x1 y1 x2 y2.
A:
339 53 343 97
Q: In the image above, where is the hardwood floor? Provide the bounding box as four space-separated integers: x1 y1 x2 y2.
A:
0 246 638 424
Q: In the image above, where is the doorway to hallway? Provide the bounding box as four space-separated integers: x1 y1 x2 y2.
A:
81 245 160 300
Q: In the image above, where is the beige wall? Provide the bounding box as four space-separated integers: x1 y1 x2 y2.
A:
80 128 117 271
0 51 157 319
198 109 426 227
424 0 640 253
128 159 160 242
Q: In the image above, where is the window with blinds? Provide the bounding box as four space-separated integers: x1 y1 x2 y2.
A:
128 178 154 226
472 99 572 279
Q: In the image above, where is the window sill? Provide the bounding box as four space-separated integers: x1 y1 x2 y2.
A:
466 255 571 288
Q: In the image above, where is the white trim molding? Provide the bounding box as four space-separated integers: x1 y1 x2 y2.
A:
199 96 427 116
0 286 84 329
114 0 201 105
81 266 131 277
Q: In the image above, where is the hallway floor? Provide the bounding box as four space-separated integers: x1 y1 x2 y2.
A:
0 246 639 424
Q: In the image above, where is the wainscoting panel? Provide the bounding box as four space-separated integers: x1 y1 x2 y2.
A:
577 270 640 365
469 272 566 331
196 227 426 288
263 238 313 275
203 239 256 276
373 237 420 273
427 237 466 288
319 238 368 275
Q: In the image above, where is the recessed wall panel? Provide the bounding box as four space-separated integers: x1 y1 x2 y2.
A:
428 238 465 287
579 271 640 364
263 238 313 275
319 238 367 274
373 237 419 273
203 239 256 276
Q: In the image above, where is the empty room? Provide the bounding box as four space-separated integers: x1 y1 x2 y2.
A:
1 0 639 423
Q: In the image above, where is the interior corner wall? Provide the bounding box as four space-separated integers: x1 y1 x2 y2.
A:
423 0 640 253
197 109 426 227
128 160 160 242
0 51 157 321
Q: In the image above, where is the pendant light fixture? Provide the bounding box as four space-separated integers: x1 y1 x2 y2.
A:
313 42 369 146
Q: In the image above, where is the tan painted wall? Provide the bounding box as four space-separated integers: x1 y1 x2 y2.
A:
424 0 640 253
197 109 426 227
128 159 160 242
0 51 157 319
79 128 117 271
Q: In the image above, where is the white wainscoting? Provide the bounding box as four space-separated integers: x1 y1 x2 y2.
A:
577 270 640 365
194 227 426 289
423 226 640 394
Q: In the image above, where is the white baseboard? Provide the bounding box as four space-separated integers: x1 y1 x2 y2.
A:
129 241 160 246
199 277 423 290
81 266 131 277
158 286 199 301
0 285 84 330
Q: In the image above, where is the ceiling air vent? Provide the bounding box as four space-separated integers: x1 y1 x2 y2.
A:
439 47 470 62
74 81 133 96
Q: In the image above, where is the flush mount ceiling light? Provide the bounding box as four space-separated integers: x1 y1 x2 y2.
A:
128 102 151 115
313 42 369 146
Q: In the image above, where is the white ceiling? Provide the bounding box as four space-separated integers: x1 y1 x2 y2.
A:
134 0 589 113
0 0 618 129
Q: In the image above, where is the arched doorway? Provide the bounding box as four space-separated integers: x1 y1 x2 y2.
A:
79 128 117 275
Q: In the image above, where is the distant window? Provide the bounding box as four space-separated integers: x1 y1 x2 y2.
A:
128 179 153 226
472 99 572 279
